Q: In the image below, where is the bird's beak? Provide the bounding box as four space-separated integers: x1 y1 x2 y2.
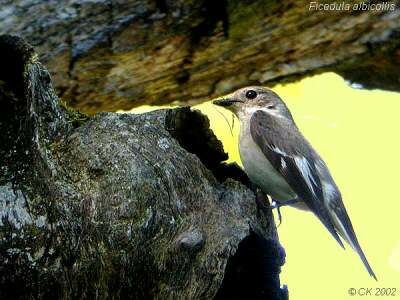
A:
213 98 233 107
213 98 237 107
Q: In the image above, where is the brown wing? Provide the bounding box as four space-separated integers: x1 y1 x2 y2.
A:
250 110 344 248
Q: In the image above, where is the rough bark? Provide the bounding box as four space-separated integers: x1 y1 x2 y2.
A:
0 1 399 114
0 36 287 299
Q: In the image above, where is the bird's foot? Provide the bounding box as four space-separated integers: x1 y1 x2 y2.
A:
270 198 301 226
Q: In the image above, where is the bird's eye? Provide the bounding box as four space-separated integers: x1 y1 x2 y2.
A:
267 105 275 109
245 90 257 99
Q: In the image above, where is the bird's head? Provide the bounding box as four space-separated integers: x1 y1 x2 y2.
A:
213 86 293 121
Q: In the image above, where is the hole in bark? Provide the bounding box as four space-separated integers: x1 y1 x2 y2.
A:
155 0 168 13
214 231 288 300
0 35 34 99
191 0 229 44
0 35 35 185
165 107 252 188
176 70 191 84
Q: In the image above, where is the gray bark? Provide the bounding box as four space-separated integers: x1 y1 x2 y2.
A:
0 1 399 113
0 35 287 299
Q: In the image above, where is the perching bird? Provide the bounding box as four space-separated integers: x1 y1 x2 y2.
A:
213 86 376 280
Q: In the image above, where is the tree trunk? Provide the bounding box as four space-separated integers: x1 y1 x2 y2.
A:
0 35 287 299
0 1 399 113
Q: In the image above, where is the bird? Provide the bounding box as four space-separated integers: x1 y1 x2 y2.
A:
213 86 377 280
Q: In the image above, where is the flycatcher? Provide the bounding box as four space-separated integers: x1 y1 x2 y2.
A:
214 86 376 280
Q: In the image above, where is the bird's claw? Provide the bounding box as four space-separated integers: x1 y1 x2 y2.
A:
254 190 300 227
270 198 301 226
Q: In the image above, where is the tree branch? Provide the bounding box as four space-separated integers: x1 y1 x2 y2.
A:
0 1 399 113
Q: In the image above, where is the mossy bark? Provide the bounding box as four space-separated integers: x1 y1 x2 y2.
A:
0 1 399 113
0 36 287 299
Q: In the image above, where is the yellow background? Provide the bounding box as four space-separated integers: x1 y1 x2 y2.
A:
127 72 400 299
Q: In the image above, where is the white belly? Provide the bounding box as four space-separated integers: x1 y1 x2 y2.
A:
239 119 297 202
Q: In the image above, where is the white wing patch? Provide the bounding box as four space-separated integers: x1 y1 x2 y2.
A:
272 145 286 156
294 156 318 197
272 146 289 170
281 157 287 169
322 181 337 202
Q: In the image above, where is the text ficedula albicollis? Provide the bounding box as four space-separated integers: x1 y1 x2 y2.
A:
213 86 376 280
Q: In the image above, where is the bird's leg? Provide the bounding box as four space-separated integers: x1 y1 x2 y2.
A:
270 197 301 226
271 199 283 226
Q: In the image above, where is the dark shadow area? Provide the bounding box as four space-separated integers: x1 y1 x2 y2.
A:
0 35 35 186
165 107 252 189
214 232 288 300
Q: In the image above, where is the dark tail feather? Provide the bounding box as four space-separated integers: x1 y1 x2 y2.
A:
330 206 377 280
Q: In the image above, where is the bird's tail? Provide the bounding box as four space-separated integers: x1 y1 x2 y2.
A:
329 206 377 280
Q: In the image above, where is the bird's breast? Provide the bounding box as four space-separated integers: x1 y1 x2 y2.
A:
239 119 297 202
